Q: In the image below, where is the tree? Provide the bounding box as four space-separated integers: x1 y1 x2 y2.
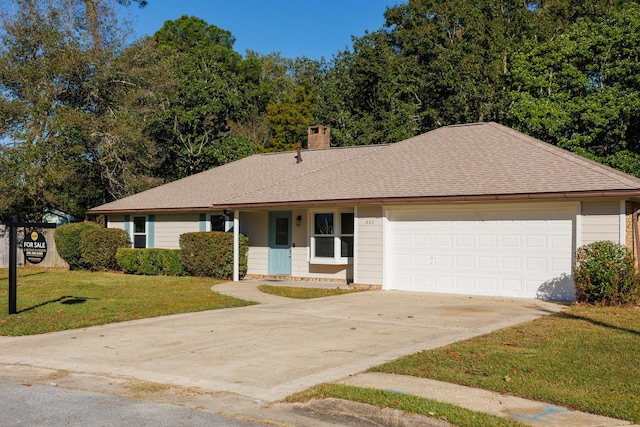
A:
0 0 154 221
228 52 295 151
316 31 422 146
507 4 640 176
314 0 635 147
148 16 253 179
265 86 315 151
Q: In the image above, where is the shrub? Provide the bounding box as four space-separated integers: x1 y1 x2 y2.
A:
54 222 101 269
179 232 248 279
80 227 130 271
116 248 186 276
116 248 138 273
574 241 639 305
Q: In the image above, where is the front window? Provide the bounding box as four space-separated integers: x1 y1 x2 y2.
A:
314 213 334 257
311 211 354 263
211 212 235 232
133 216 146 248
211 215 226 232
341 212 354 257
275 217 290 245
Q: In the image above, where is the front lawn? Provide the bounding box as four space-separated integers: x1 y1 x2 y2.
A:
370 305 640 423
0 268 254 336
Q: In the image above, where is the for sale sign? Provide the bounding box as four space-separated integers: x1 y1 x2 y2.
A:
23 230 47 264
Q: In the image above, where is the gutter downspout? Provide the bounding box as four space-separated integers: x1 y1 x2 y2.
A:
233 210 240 281
633 209 640 267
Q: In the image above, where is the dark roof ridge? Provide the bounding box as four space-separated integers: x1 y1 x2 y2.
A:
218 143 390 205
486 122 640 188
257 142 394 157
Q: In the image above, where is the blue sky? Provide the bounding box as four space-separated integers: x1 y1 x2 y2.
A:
124 0 399 60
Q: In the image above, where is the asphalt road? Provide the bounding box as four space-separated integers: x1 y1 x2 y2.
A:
0 380 268 427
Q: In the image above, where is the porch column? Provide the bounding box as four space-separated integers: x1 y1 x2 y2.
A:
233 210 240 282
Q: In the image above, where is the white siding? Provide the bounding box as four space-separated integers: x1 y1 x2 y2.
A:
107 215 126 231
581 200 621 245
246 247 268 275
355 205 383 285
241 212 268 275
154 213 200 249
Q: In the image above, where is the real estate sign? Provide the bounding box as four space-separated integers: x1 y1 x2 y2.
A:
7 217 56 315
22 230 47 264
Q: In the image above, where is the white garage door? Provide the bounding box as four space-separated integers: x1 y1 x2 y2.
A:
386 208 575 299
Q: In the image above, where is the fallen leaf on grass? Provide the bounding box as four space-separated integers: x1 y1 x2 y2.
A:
504 375 511 382
502 341 518 347
510 368 518 374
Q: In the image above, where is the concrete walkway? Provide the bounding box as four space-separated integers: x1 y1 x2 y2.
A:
0 279 635 426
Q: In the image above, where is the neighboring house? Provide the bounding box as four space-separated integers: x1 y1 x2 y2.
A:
88 123 640 300
43 209 76 226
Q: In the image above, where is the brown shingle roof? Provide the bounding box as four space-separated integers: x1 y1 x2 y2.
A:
88 122 640 213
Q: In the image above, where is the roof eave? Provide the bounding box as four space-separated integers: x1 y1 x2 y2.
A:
213 189 640 209
86 189 640 214
87 206 215 215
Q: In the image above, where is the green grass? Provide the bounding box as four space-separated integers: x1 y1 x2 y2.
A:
285 384 527 427
257 284 356 299
0 268 255 336
370 305 640 423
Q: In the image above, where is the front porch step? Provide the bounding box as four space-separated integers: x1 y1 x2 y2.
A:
244 274 348 284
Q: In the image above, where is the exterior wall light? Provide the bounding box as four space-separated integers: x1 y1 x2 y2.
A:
296 215 302 226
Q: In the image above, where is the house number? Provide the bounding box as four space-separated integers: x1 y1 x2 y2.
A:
365 219 375 225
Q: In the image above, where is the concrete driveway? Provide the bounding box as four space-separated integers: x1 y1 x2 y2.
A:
0 284 564 402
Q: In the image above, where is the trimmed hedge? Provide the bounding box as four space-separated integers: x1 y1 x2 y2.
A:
179 232 248 279
574 240 639 305
54 222 102 269
116 248 186 276
80 227 130 271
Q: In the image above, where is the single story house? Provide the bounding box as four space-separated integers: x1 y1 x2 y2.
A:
88 123 640 300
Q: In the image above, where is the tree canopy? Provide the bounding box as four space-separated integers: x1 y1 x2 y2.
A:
1 0 639 221
0 0 157 221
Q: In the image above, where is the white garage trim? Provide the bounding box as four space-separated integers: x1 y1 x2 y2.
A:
384 202 579 300
575 203 582 250
620 200 626 245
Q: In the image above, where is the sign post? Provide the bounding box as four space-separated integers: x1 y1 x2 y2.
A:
7 216 56 315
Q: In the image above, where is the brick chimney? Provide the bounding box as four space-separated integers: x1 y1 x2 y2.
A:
308 125 330 150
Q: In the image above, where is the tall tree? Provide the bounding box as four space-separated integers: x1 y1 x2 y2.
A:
508 3 640 176
228 52 293 150
317 31 422 146
0 0 153 221
315 0 634 147
148 16 253 179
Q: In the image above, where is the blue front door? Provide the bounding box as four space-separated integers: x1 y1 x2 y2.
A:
268 211 292 275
